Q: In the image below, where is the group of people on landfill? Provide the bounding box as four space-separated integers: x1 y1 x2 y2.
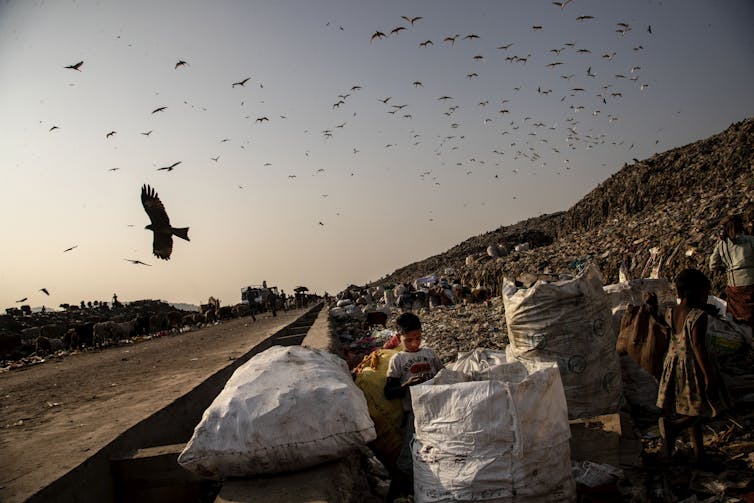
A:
656 213 754 465
377 214 754 502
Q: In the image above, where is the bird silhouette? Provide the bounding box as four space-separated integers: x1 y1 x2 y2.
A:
151 106 167 114
175 60 189 69
532 25 543 30
390 26 406 35
401 16 423 24
463 34 480 40
576 15 594 21
124 258 152 266
232 77 251 88
444 35 458 44
256 116 269 123
552 0 572 8
370 31 386 42
210 156 220 162
412 81 423 87
157 161 181 172
16 297 28 303
141 130 152 136
377 96 391 104
40 288 50 295
63 245 78 252
419 40 433 47
65 61 83 71
141 184 189 260
106 131 116 138
49 126 59 132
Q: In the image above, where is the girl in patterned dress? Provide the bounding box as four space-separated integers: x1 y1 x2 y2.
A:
657 269 731 464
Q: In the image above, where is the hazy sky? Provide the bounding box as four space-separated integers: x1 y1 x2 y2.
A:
1 0 753 309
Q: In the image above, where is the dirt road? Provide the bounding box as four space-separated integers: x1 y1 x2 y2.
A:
0 308 311 503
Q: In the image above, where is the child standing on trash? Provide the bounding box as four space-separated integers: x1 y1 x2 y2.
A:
384 312 443 501
657 268 731 465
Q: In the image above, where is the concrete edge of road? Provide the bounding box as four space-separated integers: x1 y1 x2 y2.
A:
301 303 335 352
25 303 326 503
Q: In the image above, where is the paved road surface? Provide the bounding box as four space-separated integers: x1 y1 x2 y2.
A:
0 308 310 503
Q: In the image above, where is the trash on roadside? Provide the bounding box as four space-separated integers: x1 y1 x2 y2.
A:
178 345 376 478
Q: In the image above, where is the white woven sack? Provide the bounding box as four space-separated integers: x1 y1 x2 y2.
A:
178 345 376 478
502 264 622 419
410 360 574 502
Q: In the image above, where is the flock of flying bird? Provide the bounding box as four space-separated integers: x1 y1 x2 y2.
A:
16 2 663 306
351 4 656 190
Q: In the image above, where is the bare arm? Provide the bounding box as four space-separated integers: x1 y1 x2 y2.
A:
709 242 724 272
384 375 426 400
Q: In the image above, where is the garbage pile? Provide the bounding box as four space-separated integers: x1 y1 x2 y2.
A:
330 263 754 502
376 118 754 299
0 299 234 371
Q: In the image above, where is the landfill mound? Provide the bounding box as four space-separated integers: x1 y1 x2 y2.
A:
379 118 754 293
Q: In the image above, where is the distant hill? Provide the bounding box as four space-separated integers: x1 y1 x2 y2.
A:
377 118 754 293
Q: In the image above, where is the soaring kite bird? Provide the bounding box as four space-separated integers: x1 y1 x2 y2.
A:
140 184 189 260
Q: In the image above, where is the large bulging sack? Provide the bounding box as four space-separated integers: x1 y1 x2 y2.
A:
603 278 676 335
354 349 405 469
178 345 376 478
411 359 574 503
616 304 671 379
503 264 622 419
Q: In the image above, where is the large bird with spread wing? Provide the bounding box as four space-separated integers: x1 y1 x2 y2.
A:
141 184 189 260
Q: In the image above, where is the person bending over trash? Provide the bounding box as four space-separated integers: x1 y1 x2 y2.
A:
657 268 731 466
709 214 754 329
384 312 443 501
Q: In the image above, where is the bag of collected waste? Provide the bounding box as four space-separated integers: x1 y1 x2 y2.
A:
503 264 622 419
411 359 575 503
706 315 752 356
707 295 728 318
178 345 376 478
616 299 671 379
603 278 676 335
447 348 508 379
329 306 349 320
354 348 405 469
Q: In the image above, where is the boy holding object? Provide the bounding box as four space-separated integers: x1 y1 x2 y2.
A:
384 312 443 501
